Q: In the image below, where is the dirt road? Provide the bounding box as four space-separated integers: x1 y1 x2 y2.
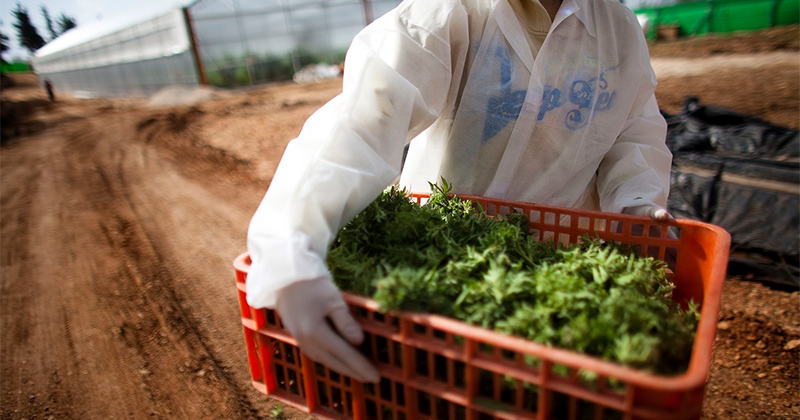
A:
1 94 274 419
2 27 799 420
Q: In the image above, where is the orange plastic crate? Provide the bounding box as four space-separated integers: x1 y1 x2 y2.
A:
233 195 730 420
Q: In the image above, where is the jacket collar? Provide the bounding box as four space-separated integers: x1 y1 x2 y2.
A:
554 0 597 38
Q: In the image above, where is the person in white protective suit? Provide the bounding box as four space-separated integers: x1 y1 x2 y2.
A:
246 0 672 383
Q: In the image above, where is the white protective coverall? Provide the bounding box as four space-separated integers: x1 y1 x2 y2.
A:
245 0 671 380
247 0 670 307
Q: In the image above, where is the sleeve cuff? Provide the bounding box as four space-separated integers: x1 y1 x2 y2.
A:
245 233 330 309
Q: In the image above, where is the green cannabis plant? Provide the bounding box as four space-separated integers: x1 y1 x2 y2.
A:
326 181 698 375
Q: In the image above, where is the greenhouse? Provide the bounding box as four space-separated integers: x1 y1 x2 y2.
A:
32 0 402 97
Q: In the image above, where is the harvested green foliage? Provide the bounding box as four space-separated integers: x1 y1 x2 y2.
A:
327 181 699 375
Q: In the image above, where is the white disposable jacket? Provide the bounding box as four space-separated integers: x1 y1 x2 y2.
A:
246 0 671 308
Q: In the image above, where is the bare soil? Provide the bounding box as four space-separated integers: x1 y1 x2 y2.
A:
2 26 799 420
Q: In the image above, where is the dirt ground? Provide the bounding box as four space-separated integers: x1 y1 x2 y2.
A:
1 26 798 420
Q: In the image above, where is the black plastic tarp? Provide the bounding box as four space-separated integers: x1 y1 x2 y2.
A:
669 168 799 254
664 98 799 288
666 97 800 159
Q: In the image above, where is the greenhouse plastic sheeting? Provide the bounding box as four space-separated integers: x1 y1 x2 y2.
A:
664 98 799 287
39 52 199 98
32 9 198 97
187 0 402 87
34 10 191 73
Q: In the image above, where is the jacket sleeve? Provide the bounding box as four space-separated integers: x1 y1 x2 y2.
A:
245 0 470 308
595 26 671 214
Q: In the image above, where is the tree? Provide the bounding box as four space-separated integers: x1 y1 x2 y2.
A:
0 28 10 64
41 6 57 41
11 3 45 53
39 6 78 41
57 13 77 34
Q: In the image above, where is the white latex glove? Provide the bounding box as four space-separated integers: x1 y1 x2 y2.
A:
622 205 672 221
274 277 380 383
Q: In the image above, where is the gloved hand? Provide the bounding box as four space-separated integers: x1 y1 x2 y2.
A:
622 205 672 221
274 277 380 383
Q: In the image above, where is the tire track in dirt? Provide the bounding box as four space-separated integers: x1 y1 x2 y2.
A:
1 104 268 419
117 107 278 417
68 113 264 419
